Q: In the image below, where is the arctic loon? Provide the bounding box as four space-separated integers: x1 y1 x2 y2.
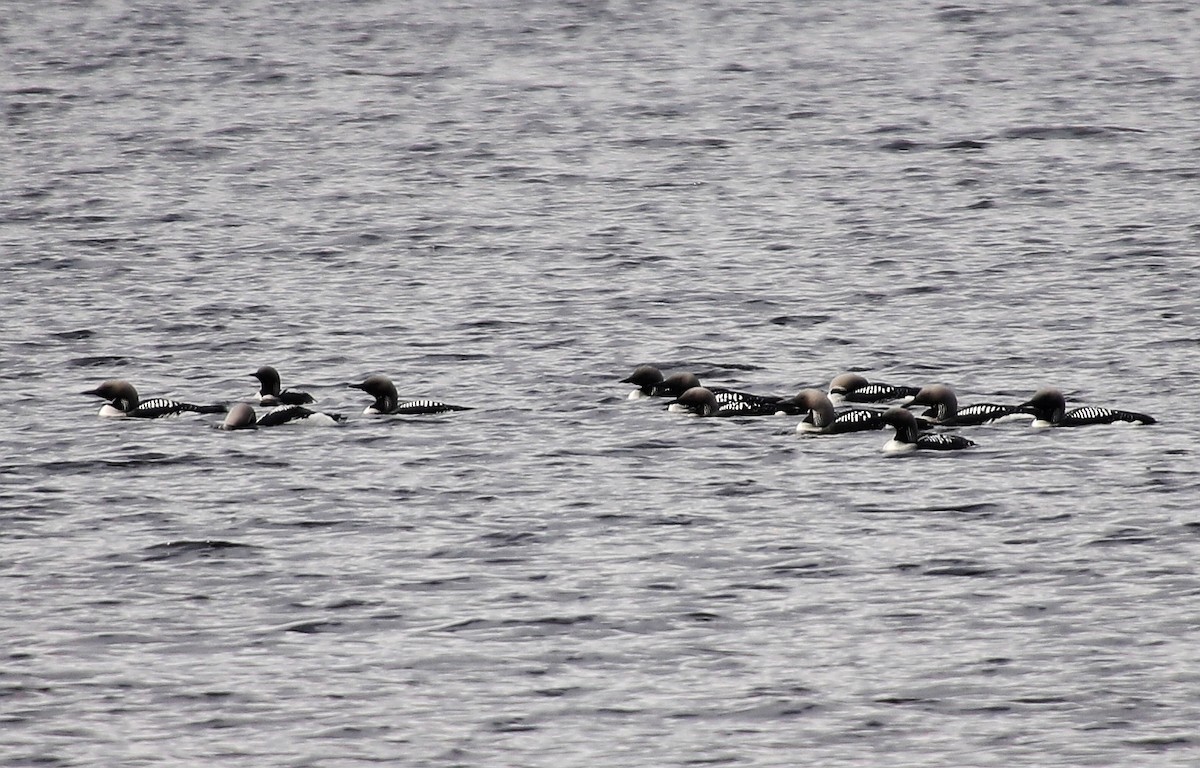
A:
83 380 226 419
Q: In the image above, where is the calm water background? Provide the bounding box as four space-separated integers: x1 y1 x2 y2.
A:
3 1 1199 765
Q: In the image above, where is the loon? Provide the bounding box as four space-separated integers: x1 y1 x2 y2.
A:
881 407 975 454
1020 388 1156 428
351 375 471 415
218 402 344 430
787 389 887 435
828 373 920 406
665 386 794 417
905 384 1028 427
621 365 665 399
646 369 795 413
252 365 315 406
83 379 226 419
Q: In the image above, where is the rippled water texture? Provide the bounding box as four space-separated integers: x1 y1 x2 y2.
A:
3 2 1199 766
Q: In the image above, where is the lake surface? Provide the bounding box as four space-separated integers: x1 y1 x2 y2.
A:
2 1 1199 765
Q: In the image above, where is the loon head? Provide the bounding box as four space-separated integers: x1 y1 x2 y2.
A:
906 384 958 421
1020 388 1066 425
667 386 719 417
82 379 140 413
620 365 664 395
655 371 702 398
787 388 837 429
351 375 399 414
219 402 258 430
251 365 282 397
881 406 922 443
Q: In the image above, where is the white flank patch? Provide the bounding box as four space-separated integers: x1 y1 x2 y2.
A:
992 412 1030 424
883 438 916 455
300 412 339 427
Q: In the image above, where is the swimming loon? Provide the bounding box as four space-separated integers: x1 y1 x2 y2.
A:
881 407 975 454
637 368 795 413
351 375 471 415
828 373 920 406
1019 388 1156 427
83 379 226 419
787 389 887 434
218 402 344 429
665 386 794 417
252 365 315 406
905 384 1028 426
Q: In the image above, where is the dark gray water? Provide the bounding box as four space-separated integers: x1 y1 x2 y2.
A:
3 1 1199 765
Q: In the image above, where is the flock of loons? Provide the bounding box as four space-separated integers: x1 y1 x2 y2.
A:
82 366 469 429
619 365 1156 455
82 365 1157 455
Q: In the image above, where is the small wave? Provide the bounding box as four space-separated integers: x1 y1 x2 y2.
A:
1087 527 1156 546
44 453 209 472
67 355 131 368
51 329 95 340
278 619 343 634
1002 125 1145 140
622 135 732 150
878 138 987 152
769 314 830 327
430 614 597 634
922 564 997 577
893 558 997 577
141 539 261 562
1123 736 1192 750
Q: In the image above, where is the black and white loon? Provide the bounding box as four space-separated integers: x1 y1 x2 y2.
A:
1020 388 1156 428
787 388 887 435
83 379 226 419
351 375 471 415
881 407 975 455
905 384 1028 427
218 402 344 429
665 386 791 417
627 367 795 413
828 373 920 406
252 365 315 406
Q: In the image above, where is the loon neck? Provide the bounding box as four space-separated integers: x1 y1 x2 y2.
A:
894 421 921 443
795 389 836 428
809 398 836 428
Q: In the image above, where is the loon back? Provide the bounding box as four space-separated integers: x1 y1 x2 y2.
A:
257 405 345 426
